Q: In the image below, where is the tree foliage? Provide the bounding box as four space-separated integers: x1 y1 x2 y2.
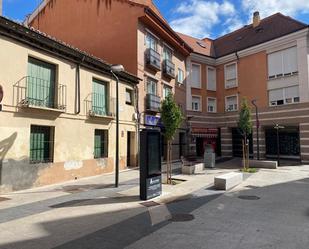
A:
238 98 253 137
160 93 183 141
160 93 183 184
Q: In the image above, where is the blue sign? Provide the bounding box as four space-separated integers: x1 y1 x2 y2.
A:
145 115 163 127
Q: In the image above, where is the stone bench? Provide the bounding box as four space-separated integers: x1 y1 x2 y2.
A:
182 163 204 175
246 160 278 169
214 172 243 190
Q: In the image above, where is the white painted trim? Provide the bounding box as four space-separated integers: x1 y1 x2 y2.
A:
191 53 216 66
25 0 49 25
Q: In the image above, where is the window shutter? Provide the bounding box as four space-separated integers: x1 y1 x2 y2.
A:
92 79 107 116
269 88 284 102
285 86 299 99
268 51 283 77
283 47 298 74
191 64 201 88
226 64 236 80
207 68 216 91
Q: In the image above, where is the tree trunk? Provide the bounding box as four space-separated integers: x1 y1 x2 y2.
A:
242 139 246 170
166 140 172 184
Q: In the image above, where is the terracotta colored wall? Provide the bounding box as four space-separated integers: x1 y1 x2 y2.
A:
216 51 268 112
30 0 142 75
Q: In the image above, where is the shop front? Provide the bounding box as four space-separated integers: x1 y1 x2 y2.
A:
190 128 221 157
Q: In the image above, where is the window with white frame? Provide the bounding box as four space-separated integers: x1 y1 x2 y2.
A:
269 86 299 106
207 67 216 91
225 95 238 112
177 68 184 84
268 47 298 79
146 32 158 51
192 96 201 111
191 64 201 88
225 63 237 89
146 77 157 95
207 97 216 113
163 84 172 99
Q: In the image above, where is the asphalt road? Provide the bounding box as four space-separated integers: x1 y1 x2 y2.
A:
40 179 309 248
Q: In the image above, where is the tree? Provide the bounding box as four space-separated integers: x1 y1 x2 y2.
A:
238 97 253 170
160 93 183 184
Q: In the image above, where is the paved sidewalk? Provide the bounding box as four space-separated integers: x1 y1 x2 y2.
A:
0 159 309 249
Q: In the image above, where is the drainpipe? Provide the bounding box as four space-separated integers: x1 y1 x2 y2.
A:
235 51 240 61
134 85 140 168
0 0 2 16
75 56 85 115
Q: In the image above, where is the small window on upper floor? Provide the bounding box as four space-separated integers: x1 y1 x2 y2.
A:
163 46 173 61
163 84 172 99
126 89 134 105
191 63 201 88
146 32 158 52
207 67 216 91
192 96 201 112
269 86 300 106
225 95 238 112
268 46 298 79
177 68 184 84
207 97 217 113
225 62 237 89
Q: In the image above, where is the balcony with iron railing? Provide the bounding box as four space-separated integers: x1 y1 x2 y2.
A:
163 59 175 78
146 93 161 113
85 93 115 119
14 76 67 111
145 48 161 71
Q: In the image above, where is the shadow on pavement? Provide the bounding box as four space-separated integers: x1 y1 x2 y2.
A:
2 177 309 249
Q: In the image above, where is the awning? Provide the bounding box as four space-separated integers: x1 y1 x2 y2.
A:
191 133 218 138
191 128 218 138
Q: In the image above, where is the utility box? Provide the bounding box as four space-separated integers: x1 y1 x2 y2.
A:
140 129 162 200
204 144 215 168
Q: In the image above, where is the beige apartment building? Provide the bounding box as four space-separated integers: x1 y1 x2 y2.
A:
0 16 139 192
27 0 192 161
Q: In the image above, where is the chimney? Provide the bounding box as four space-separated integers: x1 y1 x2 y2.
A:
253 11 261 28
0 0 2 16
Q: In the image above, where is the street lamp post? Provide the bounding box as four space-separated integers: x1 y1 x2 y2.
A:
111 64 125 188
251 99 259 160
274 124 284 166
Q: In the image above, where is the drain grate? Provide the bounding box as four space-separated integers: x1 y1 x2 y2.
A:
140 201 160 207
245 185 259 189
238 195 260 200
169 214 195 222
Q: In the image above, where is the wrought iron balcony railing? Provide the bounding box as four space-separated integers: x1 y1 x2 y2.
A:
14 76 67 110
146 93 161 112
85 93 115 118
163 59 175 78
145 48 161 71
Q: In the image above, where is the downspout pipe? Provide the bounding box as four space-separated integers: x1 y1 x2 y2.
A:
75 56 85 114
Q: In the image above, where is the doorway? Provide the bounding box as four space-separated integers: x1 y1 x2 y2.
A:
127 132 136 167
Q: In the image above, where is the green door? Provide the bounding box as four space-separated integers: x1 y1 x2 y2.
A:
27 58 56 108
92 79 107 116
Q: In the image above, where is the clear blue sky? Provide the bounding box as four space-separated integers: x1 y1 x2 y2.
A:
3 0 309 39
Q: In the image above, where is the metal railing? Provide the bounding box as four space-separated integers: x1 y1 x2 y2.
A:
85 93 116 118
163 59 175 78
145 48 161 71
14 76 67 110
146 93 161 112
